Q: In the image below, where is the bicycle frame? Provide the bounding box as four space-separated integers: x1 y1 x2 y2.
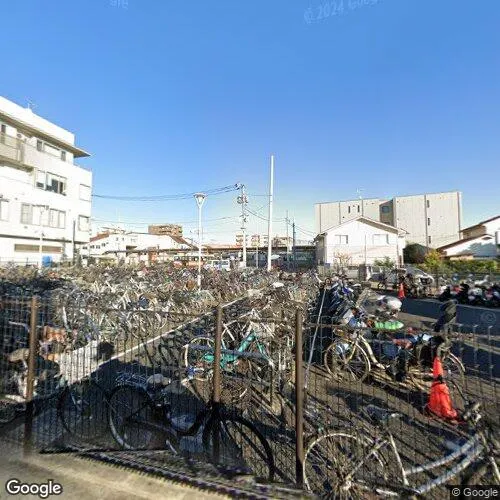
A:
346 430 487 495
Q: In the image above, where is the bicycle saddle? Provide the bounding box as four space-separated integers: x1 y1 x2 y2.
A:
7 348 30 363
146 373 172 387
365 405 402 425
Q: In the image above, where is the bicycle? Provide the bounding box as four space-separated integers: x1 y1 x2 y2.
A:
107 369 275 482
303 393 499 497
0 333 108 441
323 322 465 391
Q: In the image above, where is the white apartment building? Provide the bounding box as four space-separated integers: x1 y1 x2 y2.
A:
0 96 92 265
80 231 192 264
315 191 462 249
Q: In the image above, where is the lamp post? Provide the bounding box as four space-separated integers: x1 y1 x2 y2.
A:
194 193 206 291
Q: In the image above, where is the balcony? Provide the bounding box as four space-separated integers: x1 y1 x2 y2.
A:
0 133 30 170
0 132 91 173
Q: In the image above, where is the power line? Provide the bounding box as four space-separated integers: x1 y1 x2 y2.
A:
92 184 239 201
91 215 240 225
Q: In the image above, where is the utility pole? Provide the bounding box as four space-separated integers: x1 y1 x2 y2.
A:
267 155 274 272
237 184 248 268
255 237 259 269
285 210 289 271
72 219 76 266
292 218 297 271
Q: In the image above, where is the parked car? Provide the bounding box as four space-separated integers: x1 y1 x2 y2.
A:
384 266 434 287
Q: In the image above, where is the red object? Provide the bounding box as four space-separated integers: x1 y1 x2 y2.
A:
398 282 405 299
433 356 444 378
426 356 458 420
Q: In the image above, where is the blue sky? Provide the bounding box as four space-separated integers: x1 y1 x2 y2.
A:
2 0 499 243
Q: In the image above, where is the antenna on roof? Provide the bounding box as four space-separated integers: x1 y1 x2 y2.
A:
357 188 365 216
26 99 37 112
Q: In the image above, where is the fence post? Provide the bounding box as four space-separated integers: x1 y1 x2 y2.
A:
295 308 304 488
211 304 223 464
24 295 39 456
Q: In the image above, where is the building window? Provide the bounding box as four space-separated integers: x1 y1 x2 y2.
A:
79 184 91 201
426 200 430 208
0 124 6 144
0 199 9 221
334 235 348 245
37 140 43 151
428 236 432 244
46 173 66 195
357 205 360 213
14 244 61 253
78 215 90 232
427 218 431 226
348 206 351 214
373 234 389 245
381 206 390 214
35 170 46 189
49 209 65 228
61 150 66 161
20 204 32 224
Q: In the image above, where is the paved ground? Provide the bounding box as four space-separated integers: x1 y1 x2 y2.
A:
0 440 228 500
400 297 499 332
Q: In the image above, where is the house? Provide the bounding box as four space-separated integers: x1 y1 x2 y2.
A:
0 96 91 265
438 216 500 260
80 230 194 264
315 216 407 267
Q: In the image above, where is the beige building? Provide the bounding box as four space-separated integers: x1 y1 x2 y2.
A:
315 191 462 249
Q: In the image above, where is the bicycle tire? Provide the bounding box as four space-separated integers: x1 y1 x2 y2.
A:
0 400 17 425
202 411 275 482
462 456 500 486
183 336 215 381
303 431 393 498
324 338 371 382
58 379 108 440
107 385 165 450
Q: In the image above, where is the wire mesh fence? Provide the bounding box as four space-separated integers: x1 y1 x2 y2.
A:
0 286 498 498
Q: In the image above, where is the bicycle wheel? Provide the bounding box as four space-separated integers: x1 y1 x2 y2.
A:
58 380 108 440
0 400 17 425
202 412 275 482
324 339 371 382
462 456 500 486
304 431 392 498
443 353 465 385
108 385 163 449
183 336 214 381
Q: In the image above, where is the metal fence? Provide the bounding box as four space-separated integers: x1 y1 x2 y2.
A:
0 290 498 498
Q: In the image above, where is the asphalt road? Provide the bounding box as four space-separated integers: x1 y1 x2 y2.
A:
400 298 500 334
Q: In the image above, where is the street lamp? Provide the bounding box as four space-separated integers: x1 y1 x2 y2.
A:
194 193 206 291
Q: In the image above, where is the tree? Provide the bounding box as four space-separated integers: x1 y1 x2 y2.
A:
333 252 352 272
373 257 395 269
403 243 428 264
423 249 444 272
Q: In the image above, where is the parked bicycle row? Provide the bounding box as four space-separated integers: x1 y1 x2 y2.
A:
0 272 497 498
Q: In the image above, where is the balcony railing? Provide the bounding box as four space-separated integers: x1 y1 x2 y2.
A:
0 132 26 165
0 132 91 172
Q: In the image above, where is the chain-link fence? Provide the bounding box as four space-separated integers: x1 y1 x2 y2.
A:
0 288 498 498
